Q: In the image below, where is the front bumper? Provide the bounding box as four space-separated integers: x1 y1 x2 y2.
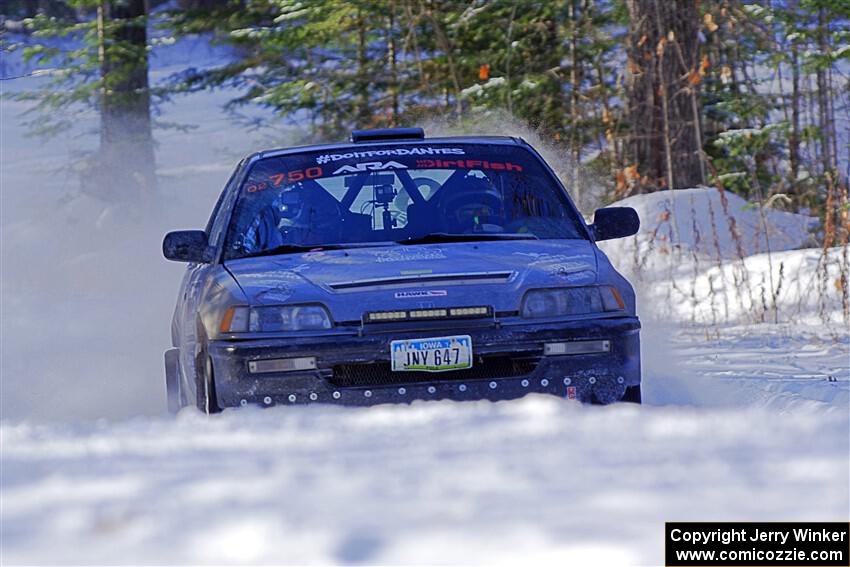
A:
209 317 640 407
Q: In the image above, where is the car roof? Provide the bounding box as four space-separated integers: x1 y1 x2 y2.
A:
246 134 528 162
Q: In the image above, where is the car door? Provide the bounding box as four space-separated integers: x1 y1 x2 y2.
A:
175 168 242 396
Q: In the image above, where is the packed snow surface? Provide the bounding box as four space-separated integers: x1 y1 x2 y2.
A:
1 400 846 565
2 324 847 565
2 33 849 566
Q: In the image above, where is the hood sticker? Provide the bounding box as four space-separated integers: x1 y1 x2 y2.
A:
394 290 448 299
254 284 294 303
373 247 447 263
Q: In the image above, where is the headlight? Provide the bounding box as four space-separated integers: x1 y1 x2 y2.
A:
521 286 624 318
220 305 332 332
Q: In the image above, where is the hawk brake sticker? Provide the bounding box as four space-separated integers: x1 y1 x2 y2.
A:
394 290 448 299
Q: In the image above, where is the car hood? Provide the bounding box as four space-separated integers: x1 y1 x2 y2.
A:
225 240 599 322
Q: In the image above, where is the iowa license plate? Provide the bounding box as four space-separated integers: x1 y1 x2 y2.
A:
390 335 473 372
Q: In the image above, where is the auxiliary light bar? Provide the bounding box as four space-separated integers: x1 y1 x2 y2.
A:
366 306 492 323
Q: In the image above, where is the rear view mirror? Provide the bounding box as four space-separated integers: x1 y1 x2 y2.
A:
163 230 212 263
590 207 640 241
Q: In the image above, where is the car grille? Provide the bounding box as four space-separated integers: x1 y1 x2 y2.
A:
330 355 539 387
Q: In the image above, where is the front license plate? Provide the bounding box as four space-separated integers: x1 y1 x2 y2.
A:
390 335 473 372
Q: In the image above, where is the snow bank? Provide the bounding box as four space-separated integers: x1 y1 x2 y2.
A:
600 187 818 274
599 187 847 326
665 247 848 325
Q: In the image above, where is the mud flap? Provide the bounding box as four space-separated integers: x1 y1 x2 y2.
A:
164 348 181 414
621 384 641 404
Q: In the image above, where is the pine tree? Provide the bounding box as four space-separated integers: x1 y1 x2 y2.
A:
10 0 157 203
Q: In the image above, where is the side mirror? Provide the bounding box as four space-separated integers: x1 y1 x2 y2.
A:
163 230 212 263
590 207 640 241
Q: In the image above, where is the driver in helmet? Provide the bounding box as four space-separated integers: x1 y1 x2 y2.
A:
442 176 507 233
243 186 322 253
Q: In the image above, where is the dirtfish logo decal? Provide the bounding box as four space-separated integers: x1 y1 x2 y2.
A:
332 161 408 174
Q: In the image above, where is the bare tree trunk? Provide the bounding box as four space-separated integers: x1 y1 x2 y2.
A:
505 3 517 117
568 0 582 204
97 0 156 203
625 0 703 191
421 2 463 118
387 3 399 127
355 9 370 127
816 7 833 175
789 40 801 184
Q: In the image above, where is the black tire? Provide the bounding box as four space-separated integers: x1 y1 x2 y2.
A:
164 348 182 415
621 384 642 404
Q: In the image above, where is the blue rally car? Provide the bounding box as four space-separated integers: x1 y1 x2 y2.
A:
163 128 641 413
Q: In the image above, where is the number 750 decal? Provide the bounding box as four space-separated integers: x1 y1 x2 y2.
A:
244 167 324 193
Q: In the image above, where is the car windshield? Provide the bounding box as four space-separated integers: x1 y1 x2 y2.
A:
224 142 587 260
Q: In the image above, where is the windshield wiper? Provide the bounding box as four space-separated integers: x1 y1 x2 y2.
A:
239 242 389 259
397 232 538 245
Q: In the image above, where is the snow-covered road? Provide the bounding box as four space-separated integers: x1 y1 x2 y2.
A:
3 405 848 565
2 325 847 565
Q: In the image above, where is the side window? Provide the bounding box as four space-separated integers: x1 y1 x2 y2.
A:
206 166 242 250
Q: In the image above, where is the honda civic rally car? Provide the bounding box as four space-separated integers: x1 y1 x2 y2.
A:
163 128 641 413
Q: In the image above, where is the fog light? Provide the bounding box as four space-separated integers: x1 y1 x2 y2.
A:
541 378 549 386
263 396 272 405
427 386 436 394
332 391 341 399
248 357 317 374
309 393 318 401
288 394 296 402
544 340 610 356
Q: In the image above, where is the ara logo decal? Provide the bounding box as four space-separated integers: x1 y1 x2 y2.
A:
566 386 577 400
332 161 408 174
394 290 448 299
